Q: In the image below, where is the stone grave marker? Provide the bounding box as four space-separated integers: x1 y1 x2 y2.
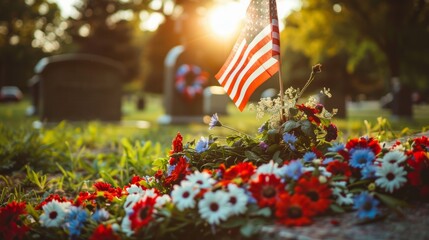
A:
159 45 209 124
203 86 229 115
32 54 125 122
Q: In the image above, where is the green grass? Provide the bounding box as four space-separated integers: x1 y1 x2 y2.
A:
1 94 429 150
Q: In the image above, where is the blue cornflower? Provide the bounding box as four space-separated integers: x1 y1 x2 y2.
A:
195 137 210 153
66 206 88 237
283 160 303 180
92 208 110 222
208 113 222 129
303 152 317 162
361 164 377 179
322 157 334 165
258 123 267 133
349 149 375 168
353 191 380 219
167 164 176 176
283 133 297 144
328 143 345 152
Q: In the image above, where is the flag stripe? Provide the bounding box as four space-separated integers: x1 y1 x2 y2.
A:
215 0 280 111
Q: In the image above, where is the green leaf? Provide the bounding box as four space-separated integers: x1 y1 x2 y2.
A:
245 151 263 162
284 120 300 132
374 192 408 209
300 120 315 137
272 151 282 164
250 207 272 217
240 221 255 237
330 203 345 213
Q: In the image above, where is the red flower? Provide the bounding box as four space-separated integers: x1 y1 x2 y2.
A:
412 136 429 152
129 196 157 231
36 194 72 210
345 137 381 156
296 104 321 125
89 224 120 240
407 151 429 199
93 181 123 200
324 124 338 142
275 193 315 226
164 156 190 187
219 162 256 186
0 201 29 240
326 160 352 180
170 132 183 154
75 191 97 207
249 174 286 208
294 176 332 214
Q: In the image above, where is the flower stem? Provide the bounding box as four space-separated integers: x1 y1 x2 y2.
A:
222 125 252 138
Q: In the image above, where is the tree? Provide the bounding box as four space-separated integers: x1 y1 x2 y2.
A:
66 0 150 82
283 0 429 117
0 0 63 89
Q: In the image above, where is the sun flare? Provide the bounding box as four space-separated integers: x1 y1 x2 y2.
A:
208 2 246 38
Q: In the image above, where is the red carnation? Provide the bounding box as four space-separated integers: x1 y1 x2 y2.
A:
249 173 286 208
89 224 120 240
296 104 321 125
170 132 183 155
326 160 352 180
325 123 338 142
275 193 315 226
294 176 332 214
412 136 429 152
164 156 190 187
221 162 256 185
0 201 29 240
36 194 72 210
346 137 381 156
407 151 429 199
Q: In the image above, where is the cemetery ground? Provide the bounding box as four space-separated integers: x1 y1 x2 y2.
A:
1 94 429 239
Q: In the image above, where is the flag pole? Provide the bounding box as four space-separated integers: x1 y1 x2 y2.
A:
277 57 286 124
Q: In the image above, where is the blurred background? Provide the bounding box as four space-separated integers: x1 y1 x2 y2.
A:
0 0 428 119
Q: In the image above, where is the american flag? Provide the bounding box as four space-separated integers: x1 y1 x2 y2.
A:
215 0 280 111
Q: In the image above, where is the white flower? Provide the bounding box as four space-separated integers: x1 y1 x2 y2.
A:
144 188 158 198
198 190 231 225
126 184 145 195
375 163 407 193
120 215 134 237
171 182 199 211
256 160 285 178
124 193 142 213
377 151 407 166
226 184 248 215
331 183 354 206
39 200 71 227
185 171 215 189
155 194 172 208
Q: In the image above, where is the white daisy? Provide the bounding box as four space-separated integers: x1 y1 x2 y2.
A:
124 193 142 213
375 163 407 193
226 184 248 215
171 182 199 211
331 183 354 206
256 160 285 178
126 184 145 195
120 214 134 237
198 190 231 225
155 194 172 208
185 171 215 189
144 188 158 198
39 200 71 227
377 151 407 166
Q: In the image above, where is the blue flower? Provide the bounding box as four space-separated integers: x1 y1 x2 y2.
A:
208 113 222 129
328 143 345 152
361 164 377 179
195 137 210 153
167 164 176 176
353 191 380 219
92 208 110 222
283 160 303 180
66 206 88 237
258 123 267 133
303 152 317 162
283 133 297 144
349 149 375 168
322 157 334 165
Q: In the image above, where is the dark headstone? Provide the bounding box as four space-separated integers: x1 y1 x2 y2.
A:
33 54 125 122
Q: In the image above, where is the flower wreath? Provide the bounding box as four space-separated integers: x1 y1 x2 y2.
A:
175 64 208 101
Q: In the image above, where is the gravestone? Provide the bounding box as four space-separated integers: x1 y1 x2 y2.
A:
203 86 229 115
159 45 209 124
32 54 125 122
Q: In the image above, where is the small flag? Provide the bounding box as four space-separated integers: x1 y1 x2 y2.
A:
215 0 280 111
